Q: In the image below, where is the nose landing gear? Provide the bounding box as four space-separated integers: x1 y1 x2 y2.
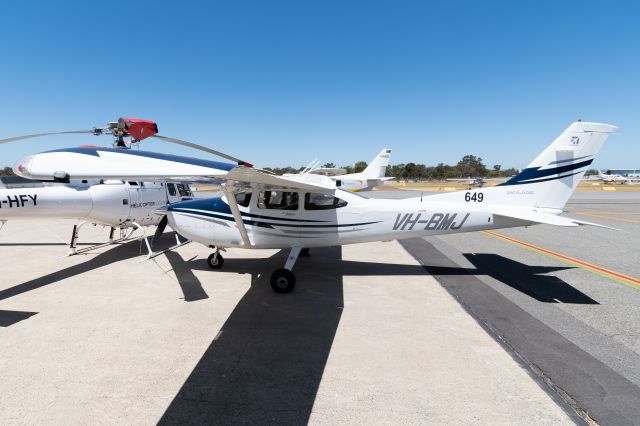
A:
207 247 225 269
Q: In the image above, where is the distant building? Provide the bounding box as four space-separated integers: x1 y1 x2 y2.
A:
604 169 640 178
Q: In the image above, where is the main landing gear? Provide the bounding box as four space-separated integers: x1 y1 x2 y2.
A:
270 246 302 293
206 246 306 294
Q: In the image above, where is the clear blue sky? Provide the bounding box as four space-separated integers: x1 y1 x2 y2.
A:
1 0 638 170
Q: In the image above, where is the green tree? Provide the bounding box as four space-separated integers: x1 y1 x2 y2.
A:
354 161 368 173
456 155 488 177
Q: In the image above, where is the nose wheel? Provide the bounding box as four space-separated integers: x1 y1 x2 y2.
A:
207 252 224 269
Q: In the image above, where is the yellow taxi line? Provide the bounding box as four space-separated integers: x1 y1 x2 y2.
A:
482 230 640 290
575 212 640 224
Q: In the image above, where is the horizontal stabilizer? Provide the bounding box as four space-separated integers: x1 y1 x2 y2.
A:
493 209 618 229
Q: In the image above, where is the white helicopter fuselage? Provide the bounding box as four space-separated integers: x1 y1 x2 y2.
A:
0 180 191 228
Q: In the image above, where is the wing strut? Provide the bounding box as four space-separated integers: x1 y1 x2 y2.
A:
224 182 252 247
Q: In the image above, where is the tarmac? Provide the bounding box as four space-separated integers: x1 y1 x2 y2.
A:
0 190 638 425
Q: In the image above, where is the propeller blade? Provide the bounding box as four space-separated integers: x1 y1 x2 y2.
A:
152 215 168 248
152 134 253 167
0 130 94 145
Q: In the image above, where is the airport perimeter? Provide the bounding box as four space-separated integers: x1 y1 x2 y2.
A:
1 191 639 425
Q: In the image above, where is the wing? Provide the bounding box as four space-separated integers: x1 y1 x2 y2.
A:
226 167 336 192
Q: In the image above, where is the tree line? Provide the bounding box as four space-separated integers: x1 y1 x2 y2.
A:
1 161 601 181
264 155 517 180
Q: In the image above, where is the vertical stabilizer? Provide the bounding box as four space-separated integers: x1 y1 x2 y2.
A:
426 121 616 210
495 121 616 208
361 149 392 178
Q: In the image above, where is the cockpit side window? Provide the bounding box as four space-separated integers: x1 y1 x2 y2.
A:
304 193 348 210
235 191 253 207
258 191 299 210
167 183 177 196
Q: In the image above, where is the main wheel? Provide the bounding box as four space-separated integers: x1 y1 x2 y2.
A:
207 253 224 269
300 248 310 257
270 268 296 293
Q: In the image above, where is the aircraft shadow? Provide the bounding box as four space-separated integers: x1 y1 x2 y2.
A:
0 242 103 247
0 243 69 246
0 239 145 301
0 309 38 327
424 253 597 304
164 251 209 302
159 246 345 425
184 257 432 278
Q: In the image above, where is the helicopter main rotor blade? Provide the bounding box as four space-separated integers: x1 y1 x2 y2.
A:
0 130 94 145
152 135 252 167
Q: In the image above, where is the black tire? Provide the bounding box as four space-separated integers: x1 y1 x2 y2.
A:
207 253 224 269
300 248 310 257
270 268 296 293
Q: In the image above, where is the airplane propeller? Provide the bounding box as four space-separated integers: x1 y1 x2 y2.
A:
0 117 253 167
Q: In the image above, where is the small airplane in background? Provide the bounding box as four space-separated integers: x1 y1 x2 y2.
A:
597 170 628 184
464 177 488 188
8 120 617 294
446 176 509 188
304 149 394 191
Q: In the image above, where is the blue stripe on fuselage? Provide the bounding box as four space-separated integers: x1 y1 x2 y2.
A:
169 197 329 223
43 147 237 171
170 207 380 228
169 198 381 228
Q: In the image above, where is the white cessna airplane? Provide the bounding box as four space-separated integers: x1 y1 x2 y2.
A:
597 169 628 184
12 121 616 293
305 148 393 191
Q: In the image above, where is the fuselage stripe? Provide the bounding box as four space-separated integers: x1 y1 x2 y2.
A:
170 208 381 228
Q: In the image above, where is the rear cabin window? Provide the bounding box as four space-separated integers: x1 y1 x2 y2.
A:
258 191 299 210
176 183 192 197
235 191 252 207
304 193 348 210
167 183 177 196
